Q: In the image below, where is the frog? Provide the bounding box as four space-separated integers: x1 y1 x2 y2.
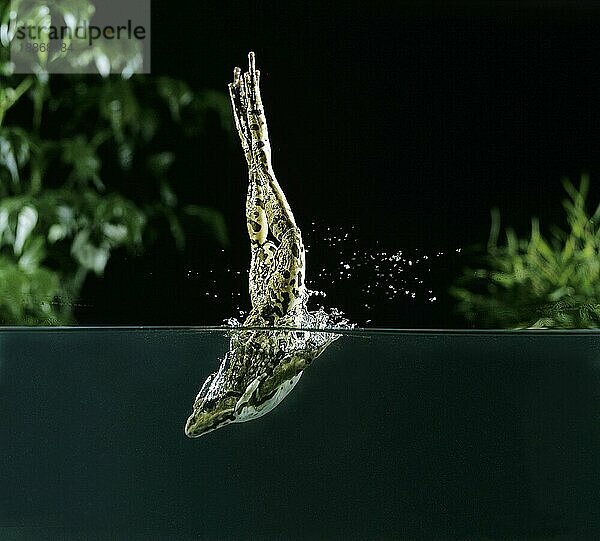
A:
184 52 341 438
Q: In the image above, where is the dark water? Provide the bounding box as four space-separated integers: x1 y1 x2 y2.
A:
1 328 599 540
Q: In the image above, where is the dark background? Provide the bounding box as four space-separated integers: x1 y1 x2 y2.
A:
3 5 600 539
79 1 600 327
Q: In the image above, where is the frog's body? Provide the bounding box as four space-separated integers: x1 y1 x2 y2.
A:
185 53 338 438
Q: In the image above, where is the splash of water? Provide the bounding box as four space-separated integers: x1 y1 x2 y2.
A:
188 223 462 327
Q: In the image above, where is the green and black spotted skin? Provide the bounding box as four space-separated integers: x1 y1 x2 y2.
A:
184 53 337 438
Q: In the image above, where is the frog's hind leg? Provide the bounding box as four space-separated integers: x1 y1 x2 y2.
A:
246 171 268 247
243 52 299 242
244 51 273 171
249 170 306 322
243 52 307 321
246 174 278 311
266 223 306 319
228 66 252 166
231 59 277 312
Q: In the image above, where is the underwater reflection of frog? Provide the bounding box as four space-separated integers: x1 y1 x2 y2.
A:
185 52 340 438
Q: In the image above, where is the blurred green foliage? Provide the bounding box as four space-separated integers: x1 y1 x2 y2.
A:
0 1 232 324
452 175 600 328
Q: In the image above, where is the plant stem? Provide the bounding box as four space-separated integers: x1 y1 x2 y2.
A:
0 76 34 128
33 79 44 133
60 265 88 323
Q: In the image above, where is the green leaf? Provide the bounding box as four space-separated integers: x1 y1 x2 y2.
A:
102 222 128 243
157 77 193 121
71 230 109 274
48 223 68 243
452 175 600 328
184 205 229 246
0 54 231 323
160 209 183 250
147 152 175 176
19 235 45 271
190 90 233 133
159 179 177 207
0 128 30 184
0 208 9 245
14 205 38 255
61 136 101 186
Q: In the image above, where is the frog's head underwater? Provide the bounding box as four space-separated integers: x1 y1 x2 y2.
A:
184 349 307 438
184 353 240 438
